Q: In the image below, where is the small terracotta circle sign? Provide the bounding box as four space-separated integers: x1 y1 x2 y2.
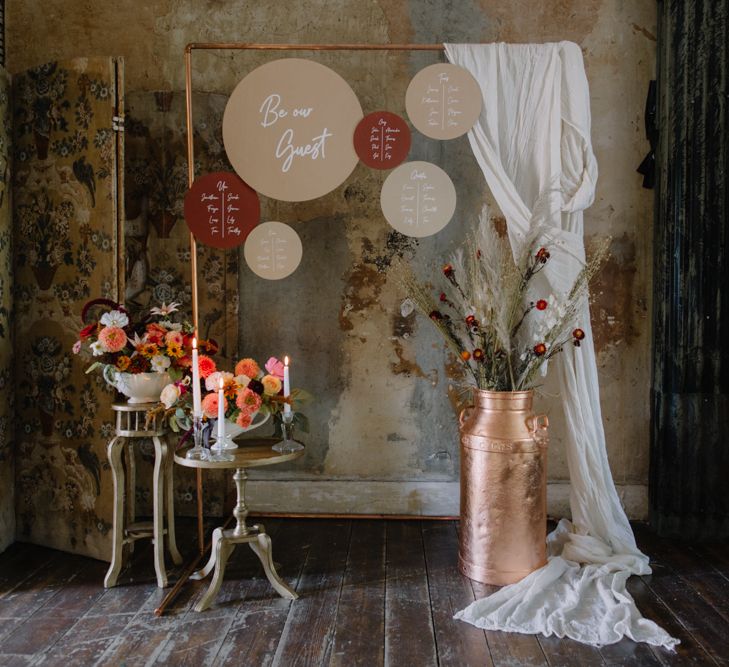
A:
244 221 303 280
183 171 260 249
223 58 363 202
380 161 456 238
353 111 411 169
405 63 482 140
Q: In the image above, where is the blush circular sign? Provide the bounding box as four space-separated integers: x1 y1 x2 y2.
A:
353 111 411 169
244 221 303 280
223 58 363 202
183 171 260 249
405 63 482 140
380 161 456 238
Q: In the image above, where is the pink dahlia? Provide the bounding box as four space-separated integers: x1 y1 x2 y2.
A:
236 411 253 429
98 326 128 353
236 387 262 412
201 392 227 419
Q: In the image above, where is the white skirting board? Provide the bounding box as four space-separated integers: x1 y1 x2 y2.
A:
245 480 649 520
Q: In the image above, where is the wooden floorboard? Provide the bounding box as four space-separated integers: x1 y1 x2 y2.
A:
270 519 352 667
421 521 493 667
384 520 439 667
327 519 386 667
0 520 725 666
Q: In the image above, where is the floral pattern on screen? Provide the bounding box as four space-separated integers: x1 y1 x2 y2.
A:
12 58 122 559
0 64 14 552
124 91 237 516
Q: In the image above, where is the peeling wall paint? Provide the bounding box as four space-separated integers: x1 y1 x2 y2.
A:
7 0 657 515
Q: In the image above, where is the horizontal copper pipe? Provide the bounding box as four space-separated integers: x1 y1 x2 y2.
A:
248 512 459 521
186 42 444 53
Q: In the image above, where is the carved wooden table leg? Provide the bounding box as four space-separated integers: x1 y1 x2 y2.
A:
164 436 183 566
194 527 233 612
192 467 298 611
249 530 298 600
124 440 136 558
104 435 125 588
151 435 168 588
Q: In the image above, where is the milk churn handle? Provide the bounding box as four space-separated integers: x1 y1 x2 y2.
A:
527 414 549 434
459 405 474 428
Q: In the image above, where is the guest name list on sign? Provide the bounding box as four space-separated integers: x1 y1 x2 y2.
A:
183 171 260 250
405 63 482 140
380 161 456 238
353 111 411 170
244 221 303 280
200 180 242 240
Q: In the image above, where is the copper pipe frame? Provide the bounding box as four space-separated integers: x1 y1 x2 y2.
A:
169 41 446 616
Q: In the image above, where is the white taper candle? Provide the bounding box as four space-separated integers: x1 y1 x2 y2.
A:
217 376 225 441
191 337 202 418
283 355 291 415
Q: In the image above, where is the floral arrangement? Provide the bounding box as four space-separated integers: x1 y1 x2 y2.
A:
156 354 309 434
398 208 608 392
73 299 217 381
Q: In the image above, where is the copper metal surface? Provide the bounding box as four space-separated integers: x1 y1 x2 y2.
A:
459 390 548 585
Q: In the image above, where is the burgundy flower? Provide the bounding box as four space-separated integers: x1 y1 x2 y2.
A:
439 292 447 302
473 348 485 362
533 343 547 356
442 263 454 278
247 379 265 395
535 247 551 264
429 310 444 321
536 299 548 311
572 328 585 341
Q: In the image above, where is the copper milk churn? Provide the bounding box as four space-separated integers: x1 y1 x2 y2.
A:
458 389 549 585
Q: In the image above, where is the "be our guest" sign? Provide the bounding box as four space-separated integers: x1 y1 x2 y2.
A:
223 58 363 202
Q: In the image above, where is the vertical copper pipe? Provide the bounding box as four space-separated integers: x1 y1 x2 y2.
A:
184 47 205 556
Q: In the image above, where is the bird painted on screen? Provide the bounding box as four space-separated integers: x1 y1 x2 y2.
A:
73 156 96 208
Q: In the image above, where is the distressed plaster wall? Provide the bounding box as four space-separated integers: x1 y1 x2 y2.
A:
7 1 657 518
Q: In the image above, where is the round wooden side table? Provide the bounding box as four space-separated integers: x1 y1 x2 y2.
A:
104 402 183 589
175 440 304 612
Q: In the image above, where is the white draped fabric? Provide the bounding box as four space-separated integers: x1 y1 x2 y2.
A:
444 42 678 649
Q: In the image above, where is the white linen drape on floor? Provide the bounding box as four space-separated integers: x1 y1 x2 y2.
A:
444 42 678 649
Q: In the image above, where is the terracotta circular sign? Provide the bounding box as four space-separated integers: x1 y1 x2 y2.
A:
405 63 482 140
183 171 260 249
380 161 456 238
223 58 363 202
353 111 411 170
244 221 303 280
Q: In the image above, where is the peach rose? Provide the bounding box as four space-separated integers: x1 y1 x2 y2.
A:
261 374 282 396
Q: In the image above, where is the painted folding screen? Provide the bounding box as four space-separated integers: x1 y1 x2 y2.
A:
124 90 238 517
0 63 13 553
13 57 124 560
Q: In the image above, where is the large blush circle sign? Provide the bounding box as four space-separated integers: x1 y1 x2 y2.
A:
353 111 411 169
244 221 303 280
405 63 482 140
223 58 363 202
183 171 260 249
380 161 457 238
